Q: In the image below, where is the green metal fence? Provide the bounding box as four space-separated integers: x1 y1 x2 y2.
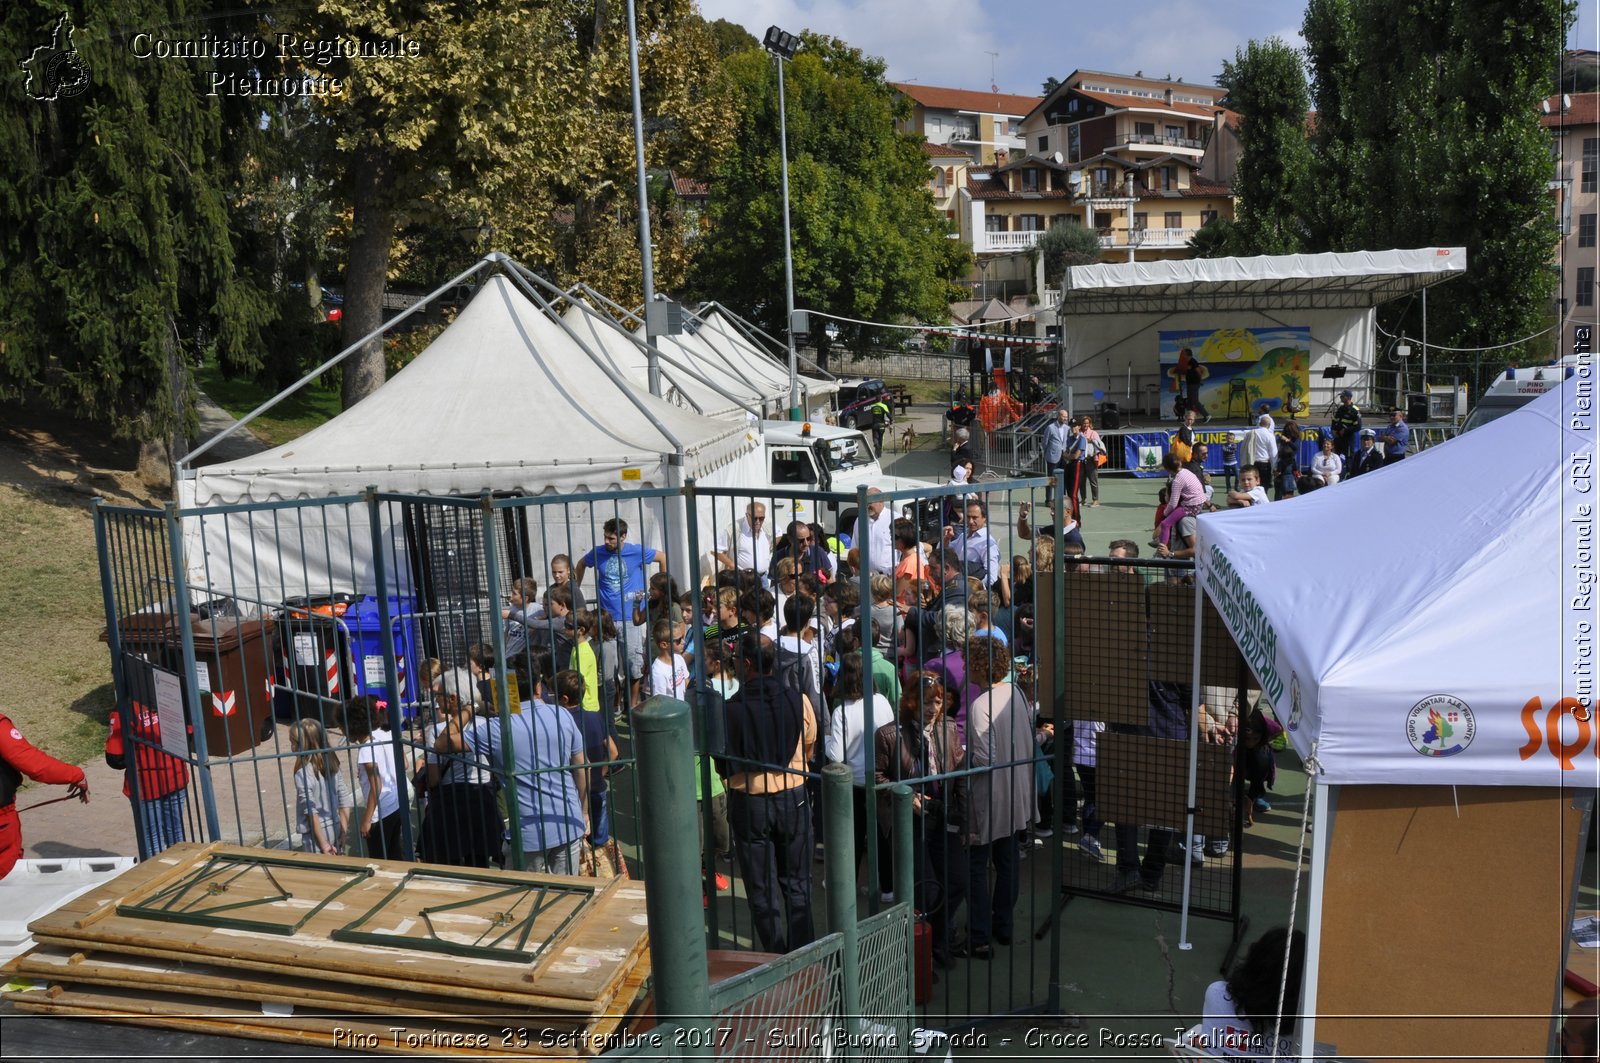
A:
93 472 1251 1033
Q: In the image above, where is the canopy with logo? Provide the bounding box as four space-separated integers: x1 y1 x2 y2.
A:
1195 377 1593 787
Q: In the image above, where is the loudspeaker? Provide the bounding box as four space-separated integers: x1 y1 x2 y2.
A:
1099 402 1122 430
1406 393 1429 424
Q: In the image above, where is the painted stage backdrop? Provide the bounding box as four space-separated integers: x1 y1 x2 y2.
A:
1159 326 1312 422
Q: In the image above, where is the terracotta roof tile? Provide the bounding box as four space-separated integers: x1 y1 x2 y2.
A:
670 171 709 198
892 82 1043 117
1541 92 1599 129
922 141 970 158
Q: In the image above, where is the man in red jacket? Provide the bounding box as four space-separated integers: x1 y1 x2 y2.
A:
0 711 89 880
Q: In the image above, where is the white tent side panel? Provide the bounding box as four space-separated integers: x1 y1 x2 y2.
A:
1195 377 1594 787
1061 307 1375 415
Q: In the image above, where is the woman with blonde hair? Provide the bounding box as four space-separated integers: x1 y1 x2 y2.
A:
290 718 352 855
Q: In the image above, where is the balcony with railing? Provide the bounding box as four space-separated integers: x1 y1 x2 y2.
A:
1115 131 1206 152
1095 226 1199 249
980 229 1045 253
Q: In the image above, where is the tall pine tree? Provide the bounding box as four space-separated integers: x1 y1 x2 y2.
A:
1217 38 1312 256
0 1 271 451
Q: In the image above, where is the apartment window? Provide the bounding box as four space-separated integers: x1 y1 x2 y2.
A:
985 215 1007 233
1165 124 1184 142
1016 214 1045 231
1581 266 1596 308
1132 212 1148 231
1585 138 1598 193
1582 213 1597 248
1150 165 1177 190
1134 121 1155 140
1067 126 1081 162
1019 169 1040 192
1093 166 1113 191
1038 135 1049 152
1164 211 1183 229
1200 209 1219 226
931 169 946 192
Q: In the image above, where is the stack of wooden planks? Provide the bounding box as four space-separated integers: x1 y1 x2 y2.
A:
2 842 651 1056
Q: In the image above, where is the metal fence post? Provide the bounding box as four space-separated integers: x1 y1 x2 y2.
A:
855 484 879 914
823 762 861 1036
634 695 713 1046
163 501 221 846
1046 469 1068 1013
683 478 720 945
365 487 415 861
891 784 915 1010
94 502 144 852
477 492 522 866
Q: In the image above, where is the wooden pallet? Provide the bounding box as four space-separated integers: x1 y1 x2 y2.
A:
4 842 652 1055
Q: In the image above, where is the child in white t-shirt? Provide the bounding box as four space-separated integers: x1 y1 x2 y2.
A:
348 695 404 860
1226 467 1270 508
647 619 691 700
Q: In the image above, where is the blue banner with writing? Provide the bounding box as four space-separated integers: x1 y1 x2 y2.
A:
1122 428 1325 478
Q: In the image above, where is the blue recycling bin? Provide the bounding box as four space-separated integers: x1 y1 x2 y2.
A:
347 595 422 721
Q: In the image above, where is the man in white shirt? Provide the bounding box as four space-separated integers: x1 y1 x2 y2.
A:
944 498 1009 607
1246 413 1276 490
715 502 773 576
852 489 894 577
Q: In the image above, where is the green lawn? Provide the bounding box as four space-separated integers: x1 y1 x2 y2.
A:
195 364 342 447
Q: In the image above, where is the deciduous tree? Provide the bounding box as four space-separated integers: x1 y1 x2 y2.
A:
692 33 970 354
1218 38 1311 256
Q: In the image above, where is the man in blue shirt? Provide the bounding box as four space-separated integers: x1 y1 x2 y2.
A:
574 517 667 626
575 518 667 705
1377 407 1408 465
468 669 589 874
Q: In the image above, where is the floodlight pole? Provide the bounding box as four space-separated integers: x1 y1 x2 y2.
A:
766 26 802 420
626 0 662 397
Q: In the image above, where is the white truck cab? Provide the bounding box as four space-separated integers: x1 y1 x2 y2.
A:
758 419 936 530
1461 361 1579 432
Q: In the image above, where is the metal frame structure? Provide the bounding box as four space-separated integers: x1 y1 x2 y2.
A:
118 852 372 935
331 867 597 963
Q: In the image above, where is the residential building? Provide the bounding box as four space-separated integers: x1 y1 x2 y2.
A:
892 83 1042 166
961 69 1238 261
1543 91 1599 358
668 170 710 242
922 141 971 226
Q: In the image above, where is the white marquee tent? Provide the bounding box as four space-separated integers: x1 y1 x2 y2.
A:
686 309 840 420
177 275 761 599
1191 376 1595 1060
1195 376 1591 787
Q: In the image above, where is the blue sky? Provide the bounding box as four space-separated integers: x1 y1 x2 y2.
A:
697 0 1600 100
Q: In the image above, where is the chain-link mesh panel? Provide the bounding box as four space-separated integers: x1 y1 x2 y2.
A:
855 904 913 1060
708 934 844 1060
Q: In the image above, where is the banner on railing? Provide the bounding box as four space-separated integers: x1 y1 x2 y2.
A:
1121 427 1328 478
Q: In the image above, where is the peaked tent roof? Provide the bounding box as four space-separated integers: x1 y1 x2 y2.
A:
560 303 762 420
186 275 754 504
1195 378 1594 786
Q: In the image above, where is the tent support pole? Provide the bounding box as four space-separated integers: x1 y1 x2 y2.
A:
1178 574 1205 950
499 270 687 455
1298 779 1332 1063
181 258 492 469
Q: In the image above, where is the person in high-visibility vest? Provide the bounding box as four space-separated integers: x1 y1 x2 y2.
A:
868 396 892 453
0 710 89 880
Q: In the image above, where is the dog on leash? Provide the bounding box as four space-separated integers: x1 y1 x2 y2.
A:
897 424 917 451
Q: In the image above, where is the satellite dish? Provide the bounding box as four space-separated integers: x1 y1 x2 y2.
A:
1052 151 1064 165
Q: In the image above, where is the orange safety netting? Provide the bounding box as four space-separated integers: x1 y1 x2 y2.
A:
977 391 1024 433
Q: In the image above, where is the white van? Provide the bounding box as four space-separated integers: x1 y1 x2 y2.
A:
1460 361 1580 432
757 419 937 530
